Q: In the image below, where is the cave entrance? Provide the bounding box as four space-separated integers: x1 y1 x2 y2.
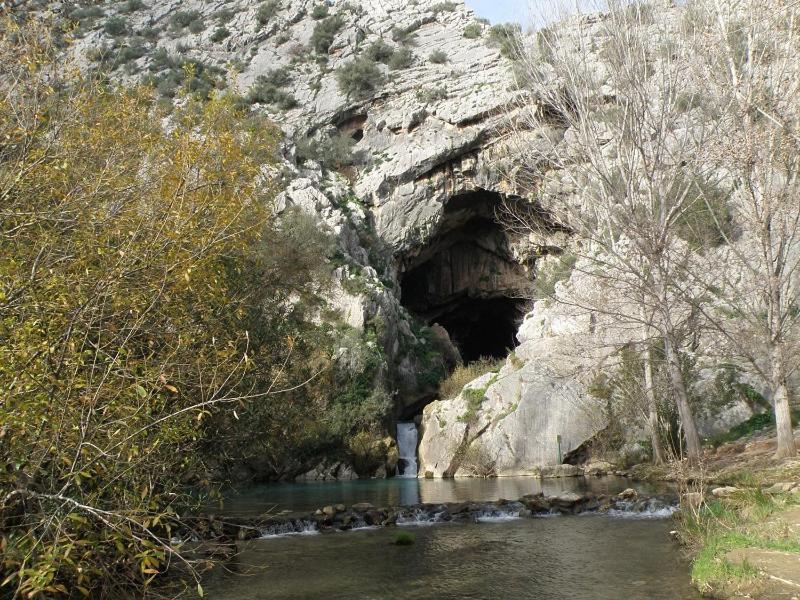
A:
399 189 531 363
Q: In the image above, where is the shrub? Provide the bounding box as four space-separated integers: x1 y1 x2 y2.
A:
431 1 457 13
113 44 148 68
246 69 297 109
211 26 230 42
296 133 361 169
366 38 395 63
336 56 385 98
69 6 104 22
417 86 447 103
215 7 236 23
310 14 344 53
103 16 128 36
391 24 418 44
388 46 413 70
119 0 145 13
170 10 199 28
428 49 447 64
311 3 329 19
188 18 205 34
439 357 504 400
488 22 522 59
463 22 482 38
256 0 280 25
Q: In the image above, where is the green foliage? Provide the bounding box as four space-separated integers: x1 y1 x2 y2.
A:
119 0 145 13
388 46 413 70
311 14 344 54
391 23 419 44
103 15 128 35
488 22 522 59
211 26 231 42
671 174 734 250
246 68 297 108
394 531 416 545
533 253 576 299
463 22 482 39
146 49 226 100
214 7 236 23
170 10 203 32
257 0 280 25
311 3 329 19
365 38 395 63
431 1 457 13
296 133 361 170
69 5 105 26
0 28 294 594
428 49 447 64
458 377 497 423
678 489 800 592
336 56 385 98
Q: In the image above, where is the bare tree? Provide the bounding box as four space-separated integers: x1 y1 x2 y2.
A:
680 0 800 458
502 1 716 461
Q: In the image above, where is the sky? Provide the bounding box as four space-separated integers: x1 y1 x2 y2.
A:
465 0 606 26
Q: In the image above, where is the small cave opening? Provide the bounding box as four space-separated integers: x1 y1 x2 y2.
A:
399 189 531 364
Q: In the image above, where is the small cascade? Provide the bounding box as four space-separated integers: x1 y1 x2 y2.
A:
396 422 418 478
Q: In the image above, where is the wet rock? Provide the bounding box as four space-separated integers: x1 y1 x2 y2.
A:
322 505 336 517
618 488 638 500
351 502 374 512
335 503 346 513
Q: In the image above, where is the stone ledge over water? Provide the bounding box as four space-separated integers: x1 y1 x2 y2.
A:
187 489 679 543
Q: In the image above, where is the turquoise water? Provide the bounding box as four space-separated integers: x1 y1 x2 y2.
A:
216 475 676 516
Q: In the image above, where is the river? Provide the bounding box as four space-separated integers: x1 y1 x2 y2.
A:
202 476 696 599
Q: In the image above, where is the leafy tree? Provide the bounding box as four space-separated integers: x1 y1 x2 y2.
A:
336 56 385 99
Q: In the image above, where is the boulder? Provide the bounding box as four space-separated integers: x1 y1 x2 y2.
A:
711 486 739 498
583 460 615 476
540 464 582 478
351 502 374 512
763 482 797 494
618 488 638 500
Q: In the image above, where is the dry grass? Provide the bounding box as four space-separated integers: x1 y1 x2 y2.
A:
438 356 505 400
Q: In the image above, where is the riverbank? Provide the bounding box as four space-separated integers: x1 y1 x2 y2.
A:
628 427 800 598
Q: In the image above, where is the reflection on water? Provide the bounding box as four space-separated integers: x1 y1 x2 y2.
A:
203 513 697 600
217 476 676 517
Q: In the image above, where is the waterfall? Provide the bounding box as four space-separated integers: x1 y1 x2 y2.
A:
396 422 418 478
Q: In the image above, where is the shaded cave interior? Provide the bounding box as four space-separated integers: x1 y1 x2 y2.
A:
399 190 531 365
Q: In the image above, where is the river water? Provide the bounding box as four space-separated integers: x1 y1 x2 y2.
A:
203 476 697 599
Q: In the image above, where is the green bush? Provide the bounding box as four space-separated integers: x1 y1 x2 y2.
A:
119 0 145 14
256 0 280 25
391 24 418 44
431 1 457 13
296 133 362 169
246 69 297 109
311 14 344 53
336 56 385 98
170 10 199 28
103 16 128 36
211 26 230 42
69 6 104 22
463 22 482 38
311 3 329 19
428 49 447 64
488 22 522 59
188 18 205 34
388 46 413 70
366 38 395 63
215 8 236 23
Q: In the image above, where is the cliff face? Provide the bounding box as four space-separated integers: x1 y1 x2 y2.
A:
38 0 761 477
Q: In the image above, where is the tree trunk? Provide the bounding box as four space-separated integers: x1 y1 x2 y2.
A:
662 335 702 462
771 344 797 459
642 343 666 464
